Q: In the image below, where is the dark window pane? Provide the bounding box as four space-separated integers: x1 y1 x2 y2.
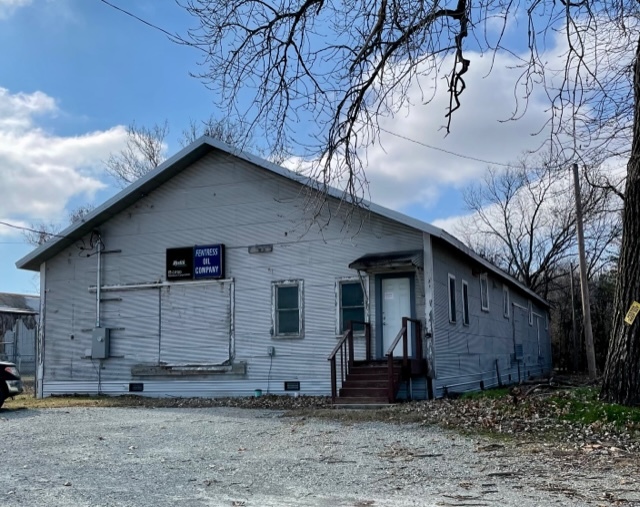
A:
278 309 299 334
449 277 456 322
277 286 298 310
341 282 364 307
480 277 489 309
462 284 469 325
342 308 365 332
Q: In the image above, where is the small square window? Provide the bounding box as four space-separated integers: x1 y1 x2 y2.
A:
462 280 470 326
273 281 303 336
448 274 457 323
339 281 365 333
503 286 510 318
480 273 489 312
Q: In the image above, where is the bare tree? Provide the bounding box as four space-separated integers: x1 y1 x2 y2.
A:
181 0 640 405
24 205 95 247
179 115 253 149
461 158 622 299
105 122 169 188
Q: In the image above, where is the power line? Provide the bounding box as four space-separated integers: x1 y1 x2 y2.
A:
0 221 66 240
98 0 207 54
95 1 539 171
378 127 514 168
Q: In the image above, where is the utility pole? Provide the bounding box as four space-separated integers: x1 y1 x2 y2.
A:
569 262 579 372
572 163 597 380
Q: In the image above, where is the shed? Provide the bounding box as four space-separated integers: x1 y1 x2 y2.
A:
0 292 39 374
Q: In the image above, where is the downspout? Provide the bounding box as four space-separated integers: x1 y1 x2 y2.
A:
95 232 102 328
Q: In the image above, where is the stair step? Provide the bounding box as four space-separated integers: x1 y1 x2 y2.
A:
340 387 388 397
349 367 389 376
342 379 389 388
333 396 389 405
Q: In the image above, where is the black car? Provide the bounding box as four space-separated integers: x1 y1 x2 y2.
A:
0 361 24 409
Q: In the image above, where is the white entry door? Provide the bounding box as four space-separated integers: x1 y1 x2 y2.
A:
381 277 412 357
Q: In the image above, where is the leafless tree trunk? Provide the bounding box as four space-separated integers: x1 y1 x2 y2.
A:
601 39 640 405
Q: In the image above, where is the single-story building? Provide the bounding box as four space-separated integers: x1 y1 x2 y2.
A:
16 137 551 402
0 292 39 375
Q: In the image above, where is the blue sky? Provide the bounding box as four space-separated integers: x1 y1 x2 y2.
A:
0 0 554 295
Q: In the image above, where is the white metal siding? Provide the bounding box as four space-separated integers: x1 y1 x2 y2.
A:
160 283 232 364
431 239 551 394
41 151 424 397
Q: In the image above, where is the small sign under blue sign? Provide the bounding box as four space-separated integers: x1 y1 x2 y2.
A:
193 244 225 279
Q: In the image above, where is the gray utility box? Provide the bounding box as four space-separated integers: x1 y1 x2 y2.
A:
91 327 111 359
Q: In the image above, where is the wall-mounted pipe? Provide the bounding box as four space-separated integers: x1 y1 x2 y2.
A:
95 232 102 328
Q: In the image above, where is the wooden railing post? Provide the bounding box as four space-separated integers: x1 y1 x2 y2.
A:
327 322 371 404
402 317 409 369
415 319 423 360
348 322 355 370
330 358 337 403
387 352 395 403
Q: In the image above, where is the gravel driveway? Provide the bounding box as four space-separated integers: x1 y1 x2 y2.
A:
1 406 638 506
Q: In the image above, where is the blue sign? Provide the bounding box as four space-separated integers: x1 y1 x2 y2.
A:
193 244 225 279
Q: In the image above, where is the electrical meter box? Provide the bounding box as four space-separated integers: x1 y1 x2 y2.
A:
91 327 110 359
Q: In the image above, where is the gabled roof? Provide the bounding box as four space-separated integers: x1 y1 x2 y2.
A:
0 292 39 314
15 136 548 307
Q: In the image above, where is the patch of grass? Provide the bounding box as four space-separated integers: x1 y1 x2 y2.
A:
3 393 143 410
460 387 510 400
550 387 640 428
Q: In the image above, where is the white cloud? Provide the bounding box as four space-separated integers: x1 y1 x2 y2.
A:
0 87 127 237
363 50 552 211
0 0 31 19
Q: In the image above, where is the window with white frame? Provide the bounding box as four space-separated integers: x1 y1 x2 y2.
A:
272 281 303 337
503 285 510 318
480 273 490 311
448 274 457 323
528 300 533 325
462 280 470 326
338 279 365 333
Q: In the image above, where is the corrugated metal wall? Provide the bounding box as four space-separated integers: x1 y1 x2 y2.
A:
0 315 37 374
41 150 424 397
431 240 551 395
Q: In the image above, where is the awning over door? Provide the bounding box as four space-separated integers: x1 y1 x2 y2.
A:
349 249 423 271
